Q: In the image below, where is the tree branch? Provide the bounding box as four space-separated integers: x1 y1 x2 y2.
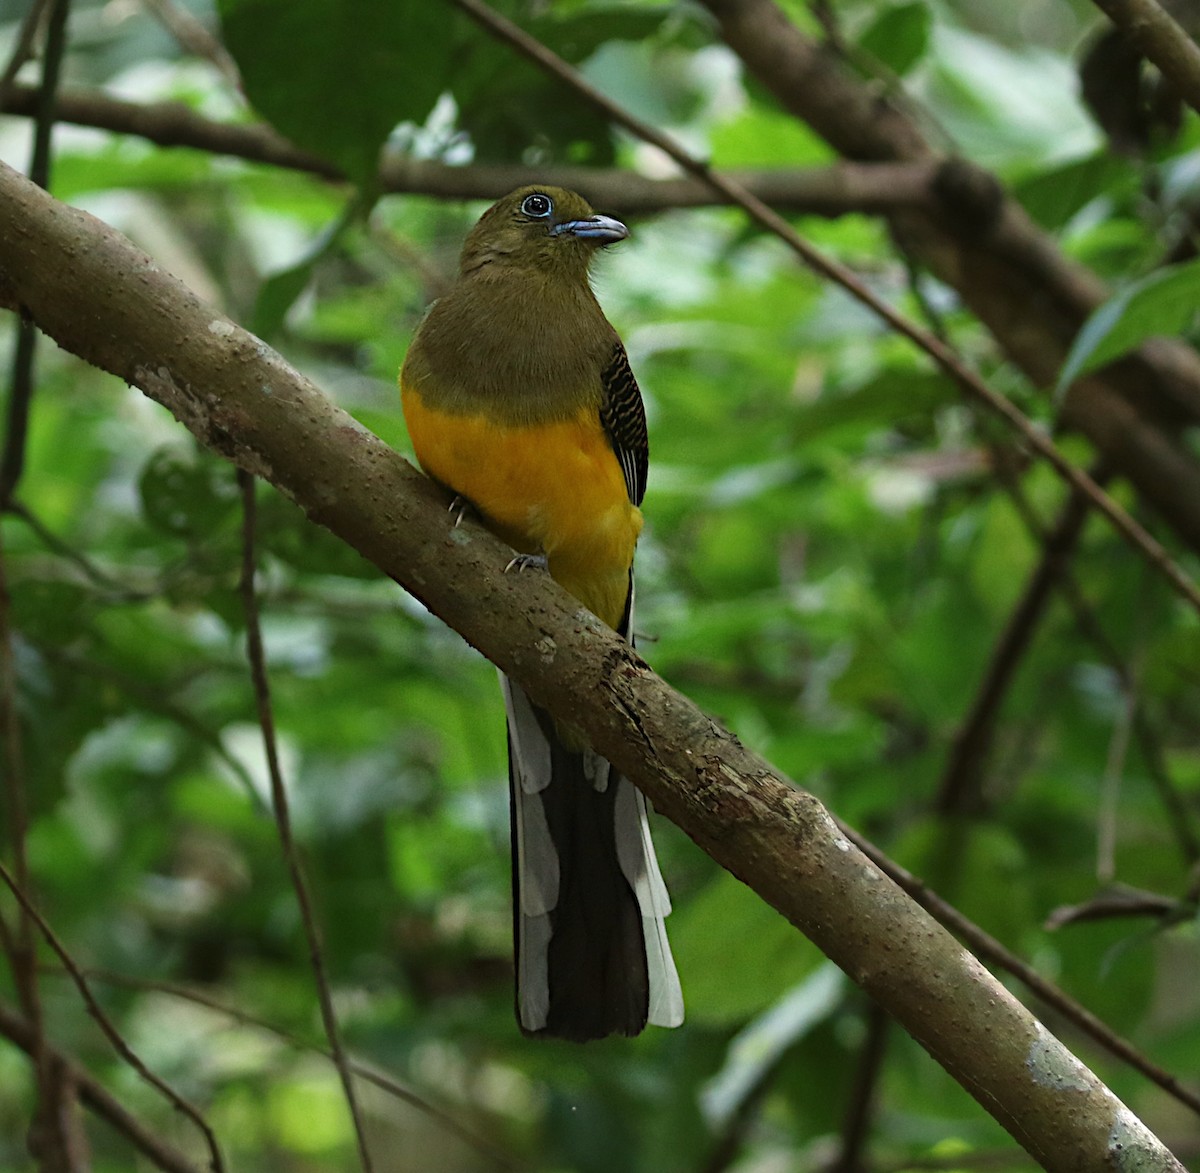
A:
2 3 76 1164
936 479 1096 814
1089 0 1200 113
0 158 1186 1173
0 858 224 1170
833 1002 890 1173
844 823 1200 1118
0 83 939 216
65 967 519 1172
0 1001 204 1173
698 0 1200 554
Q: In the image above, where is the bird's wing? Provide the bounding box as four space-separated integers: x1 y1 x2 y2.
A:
599 342 648 507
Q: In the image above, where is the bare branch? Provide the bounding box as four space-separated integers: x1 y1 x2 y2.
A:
0 859 225 1171
70 967 519 1172
1090 0 1200 113
0 82 940 217
0 1001 204 1173
936 480 1096 814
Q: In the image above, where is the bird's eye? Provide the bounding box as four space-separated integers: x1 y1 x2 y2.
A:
521 193 553 219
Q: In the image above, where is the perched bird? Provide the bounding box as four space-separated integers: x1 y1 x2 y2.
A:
400 186 683 1041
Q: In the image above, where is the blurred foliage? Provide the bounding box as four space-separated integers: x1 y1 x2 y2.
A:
2 0 1200 1170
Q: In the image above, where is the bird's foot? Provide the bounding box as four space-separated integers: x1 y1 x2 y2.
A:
505 552 549 574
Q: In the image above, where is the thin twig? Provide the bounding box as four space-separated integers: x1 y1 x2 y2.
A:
936 478 1096 814
3 497 155 599
0 0 70 506
808 0 848 54
0 1000 204 1173
1097 675 1139 883
900 249 950 345
449 0 1200 621
0 4 69 1134
1045 884 1182 930
67 966 519 1172
1131 709 1200 863
0 501 33 985
0 859 225 1170
30 641 265 806
1041 549 1200 863
832 1002 890 1173
839 821 1200 1118
0 504 51 1164
0 0 51 102
140 0 240 88
237 470 375 1173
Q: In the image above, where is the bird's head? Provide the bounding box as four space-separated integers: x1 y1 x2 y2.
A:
459 186 628 279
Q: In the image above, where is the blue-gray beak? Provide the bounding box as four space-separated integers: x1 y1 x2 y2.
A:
553 215 629 244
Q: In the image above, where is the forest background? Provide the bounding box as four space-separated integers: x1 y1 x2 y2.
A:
2 0 1200 1170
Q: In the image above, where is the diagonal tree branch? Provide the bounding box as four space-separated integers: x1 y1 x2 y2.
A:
0 157 1186 1173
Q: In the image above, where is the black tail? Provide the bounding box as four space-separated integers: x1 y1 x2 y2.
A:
503 679 682 1041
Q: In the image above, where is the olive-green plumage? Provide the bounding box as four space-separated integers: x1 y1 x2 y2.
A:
403 187 623 424
399 187 682 1041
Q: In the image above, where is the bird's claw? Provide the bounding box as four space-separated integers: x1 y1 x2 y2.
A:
447 495 473 528
505 552 549 574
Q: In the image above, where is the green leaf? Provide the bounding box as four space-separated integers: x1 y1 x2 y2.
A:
1013 152 1134 231
799 369 955 445
670 871 824 1022
253 188 377 338
255 490 378 578
858 2 932 77
701 964 844 1125
217 0 452 182
253 261 316 339
139 446 240 539
451 6 676 165
1057 260 1200 394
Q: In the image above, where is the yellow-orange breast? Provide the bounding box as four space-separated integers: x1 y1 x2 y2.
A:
401 381 642 631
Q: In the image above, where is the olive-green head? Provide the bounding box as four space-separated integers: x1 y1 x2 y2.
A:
459 186 628 279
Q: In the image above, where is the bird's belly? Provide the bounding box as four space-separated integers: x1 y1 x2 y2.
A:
401 386 642 630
